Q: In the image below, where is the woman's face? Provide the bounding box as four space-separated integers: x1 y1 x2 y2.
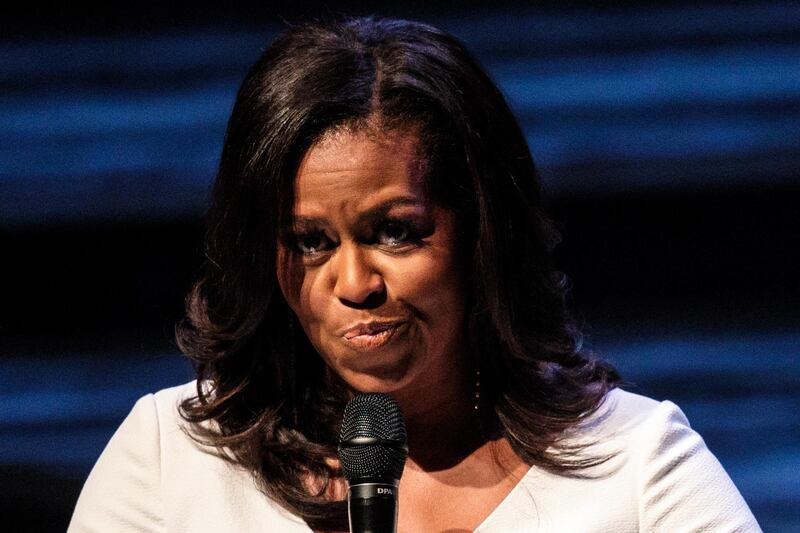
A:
276 127 467 395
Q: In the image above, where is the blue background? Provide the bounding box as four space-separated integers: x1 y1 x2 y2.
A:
1 2 798 531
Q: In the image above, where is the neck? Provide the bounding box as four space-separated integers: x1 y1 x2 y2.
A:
391 359 483 471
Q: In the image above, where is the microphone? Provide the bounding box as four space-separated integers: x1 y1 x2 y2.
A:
338 393 408 533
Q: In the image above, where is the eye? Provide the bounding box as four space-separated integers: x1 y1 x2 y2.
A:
377 222 411 245
290 231 333 255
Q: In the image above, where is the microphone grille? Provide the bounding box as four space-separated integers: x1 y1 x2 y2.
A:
338 393 408 482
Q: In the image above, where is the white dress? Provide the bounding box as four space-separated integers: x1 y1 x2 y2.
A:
67 381 762 532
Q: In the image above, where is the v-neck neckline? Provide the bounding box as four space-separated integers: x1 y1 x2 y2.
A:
472 463 537 532
299 464 538 533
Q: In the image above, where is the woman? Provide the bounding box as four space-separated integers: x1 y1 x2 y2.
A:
69 16 760 532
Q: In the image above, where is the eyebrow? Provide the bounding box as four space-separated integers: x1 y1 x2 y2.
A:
290 197 427 228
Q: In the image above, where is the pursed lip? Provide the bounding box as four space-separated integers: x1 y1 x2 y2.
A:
342 320 407 339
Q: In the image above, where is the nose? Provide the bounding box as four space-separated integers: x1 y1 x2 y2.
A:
331 241 385 306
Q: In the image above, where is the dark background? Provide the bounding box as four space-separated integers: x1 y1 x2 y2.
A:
1 1 798 531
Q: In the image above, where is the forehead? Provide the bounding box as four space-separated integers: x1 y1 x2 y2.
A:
292 128 428 215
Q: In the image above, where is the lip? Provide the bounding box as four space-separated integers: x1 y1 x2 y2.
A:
342 320 407 339
341 321 407 350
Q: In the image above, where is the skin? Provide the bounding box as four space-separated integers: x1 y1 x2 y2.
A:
276 126 529 533
276 125 470 417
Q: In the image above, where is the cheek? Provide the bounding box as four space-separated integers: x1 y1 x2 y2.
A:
386 253 464 318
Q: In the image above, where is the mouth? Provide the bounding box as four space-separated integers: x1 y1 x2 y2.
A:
342 321 407 351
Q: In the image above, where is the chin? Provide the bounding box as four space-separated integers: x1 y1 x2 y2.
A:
336 358 415 394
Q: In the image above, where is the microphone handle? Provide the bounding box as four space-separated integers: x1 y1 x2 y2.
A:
347 482 399 533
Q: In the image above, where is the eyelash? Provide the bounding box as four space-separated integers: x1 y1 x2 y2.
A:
288 221 421 256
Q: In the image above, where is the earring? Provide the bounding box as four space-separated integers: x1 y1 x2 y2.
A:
474 369 481 412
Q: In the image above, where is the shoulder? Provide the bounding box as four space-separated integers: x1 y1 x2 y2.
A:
557 387 685 456
575 387 732 487
493 388 761 532
132 380 233 466
70 380 310 532
586 387 687 441
102 380 210 457
579 387 762 531
127 380 223 444
67 382 193 532
68 381 209 532
93 380 203 475
150 379 206 416
148 380 208 433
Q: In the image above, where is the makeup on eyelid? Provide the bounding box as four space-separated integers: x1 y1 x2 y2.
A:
285 215 435 256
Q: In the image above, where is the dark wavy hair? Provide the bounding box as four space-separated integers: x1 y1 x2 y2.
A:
176 15 620 531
